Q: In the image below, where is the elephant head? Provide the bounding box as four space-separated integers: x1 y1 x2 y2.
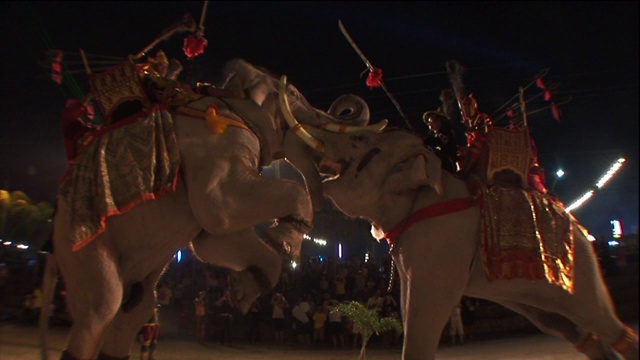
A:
319 128 443 225
216 59 387 210
280 90 386 209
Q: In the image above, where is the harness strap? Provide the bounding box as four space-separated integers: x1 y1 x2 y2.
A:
384 197 477 245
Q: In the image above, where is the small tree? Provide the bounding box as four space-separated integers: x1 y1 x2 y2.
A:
332 301 403 360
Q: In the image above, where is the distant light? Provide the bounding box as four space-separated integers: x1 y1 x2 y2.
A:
587 234 596 242
174 250 182 263
2 241 12 246
364 253 369 263
291 260 298 270
304 234 327 246
608 240 620 247
566 157 626 213
611 220 623 239
556 169 564 178
338 243 343 259
16 244 29 250
318 256 324 262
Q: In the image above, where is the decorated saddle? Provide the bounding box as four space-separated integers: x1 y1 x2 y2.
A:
467 125 576 294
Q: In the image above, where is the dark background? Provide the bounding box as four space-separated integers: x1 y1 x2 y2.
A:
1 1 637 254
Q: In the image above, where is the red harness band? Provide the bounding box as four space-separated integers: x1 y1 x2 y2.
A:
384 197 477 245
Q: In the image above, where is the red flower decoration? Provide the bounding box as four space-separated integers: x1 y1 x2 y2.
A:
183 34 208 59
366 67 383 90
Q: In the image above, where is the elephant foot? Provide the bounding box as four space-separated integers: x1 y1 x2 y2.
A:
264 217 310 261
576 333 619 360
612 326 639 360
228 267 272 315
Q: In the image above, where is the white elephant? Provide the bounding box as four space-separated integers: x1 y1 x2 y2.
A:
318 128 638 360
39 58 386 360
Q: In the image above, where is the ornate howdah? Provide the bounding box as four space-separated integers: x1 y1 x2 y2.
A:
485 126 531 189
88 61 149 124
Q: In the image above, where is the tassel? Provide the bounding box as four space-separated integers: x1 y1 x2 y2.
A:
366 67 383 90
506 109 514 118
551 102 561 122
205 105 225 134
51 50 64 84
183 33 207 59
544 90 552 101
536 77 546 90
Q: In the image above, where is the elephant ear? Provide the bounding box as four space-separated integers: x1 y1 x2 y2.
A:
384 152 443 195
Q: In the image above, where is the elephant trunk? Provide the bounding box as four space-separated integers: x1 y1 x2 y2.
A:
278 75 388 153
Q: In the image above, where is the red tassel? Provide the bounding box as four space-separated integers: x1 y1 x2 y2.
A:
536 77 546 90
366 68 383 90
506 109 514 118
544 90 552 101
51 50 64 84
183 34 208 59
551 102 561 122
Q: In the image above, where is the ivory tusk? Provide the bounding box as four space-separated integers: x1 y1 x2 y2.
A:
321 119 388 133
278 75 325 152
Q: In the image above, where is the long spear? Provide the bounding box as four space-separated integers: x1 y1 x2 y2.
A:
338 20 414 131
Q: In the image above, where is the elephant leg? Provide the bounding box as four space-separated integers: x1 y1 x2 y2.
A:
191 229 282 313
396 255 469 359
498 301 618 360
466 230 636 359
186 159 312 260
58 243 123 359
99 267 166 359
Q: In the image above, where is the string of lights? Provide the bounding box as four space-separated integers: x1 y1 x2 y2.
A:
565 157 626 213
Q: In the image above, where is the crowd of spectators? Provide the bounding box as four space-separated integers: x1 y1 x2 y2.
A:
156 251 411 348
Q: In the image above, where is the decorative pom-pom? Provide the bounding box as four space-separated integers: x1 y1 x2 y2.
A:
183 34 208 59
51 50 64 84
551 103 561 122
366 67 383 90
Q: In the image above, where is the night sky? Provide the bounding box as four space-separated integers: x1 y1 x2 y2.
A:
1 1 638 248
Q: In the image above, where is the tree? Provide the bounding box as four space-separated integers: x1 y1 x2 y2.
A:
332 301 403 360
0 189 53 250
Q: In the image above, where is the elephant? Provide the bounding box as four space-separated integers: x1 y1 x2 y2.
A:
39 58 387 360
317 128 639 360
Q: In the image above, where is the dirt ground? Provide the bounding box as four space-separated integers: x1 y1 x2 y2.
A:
1 321 615 360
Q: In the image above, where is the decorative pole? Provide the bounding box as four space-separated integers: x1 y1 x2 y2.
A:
338 20 414 131
519 86 527 127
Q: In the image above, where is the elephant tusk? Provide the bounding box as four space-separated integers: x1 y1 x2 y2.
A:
278 75 325 152
321 119 388 133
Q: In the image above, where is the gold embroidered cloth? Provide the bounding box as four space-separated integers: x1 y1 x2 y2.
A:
479 186 575 293
58 110 180 251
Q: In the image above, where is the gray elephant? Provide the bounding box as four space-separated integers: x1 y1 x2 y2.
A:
40 58 386 360
318 128 638 360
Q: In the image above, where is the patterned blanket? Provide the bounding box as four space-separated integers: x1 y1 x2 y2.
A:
58 109 180 251
479 185 576 294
